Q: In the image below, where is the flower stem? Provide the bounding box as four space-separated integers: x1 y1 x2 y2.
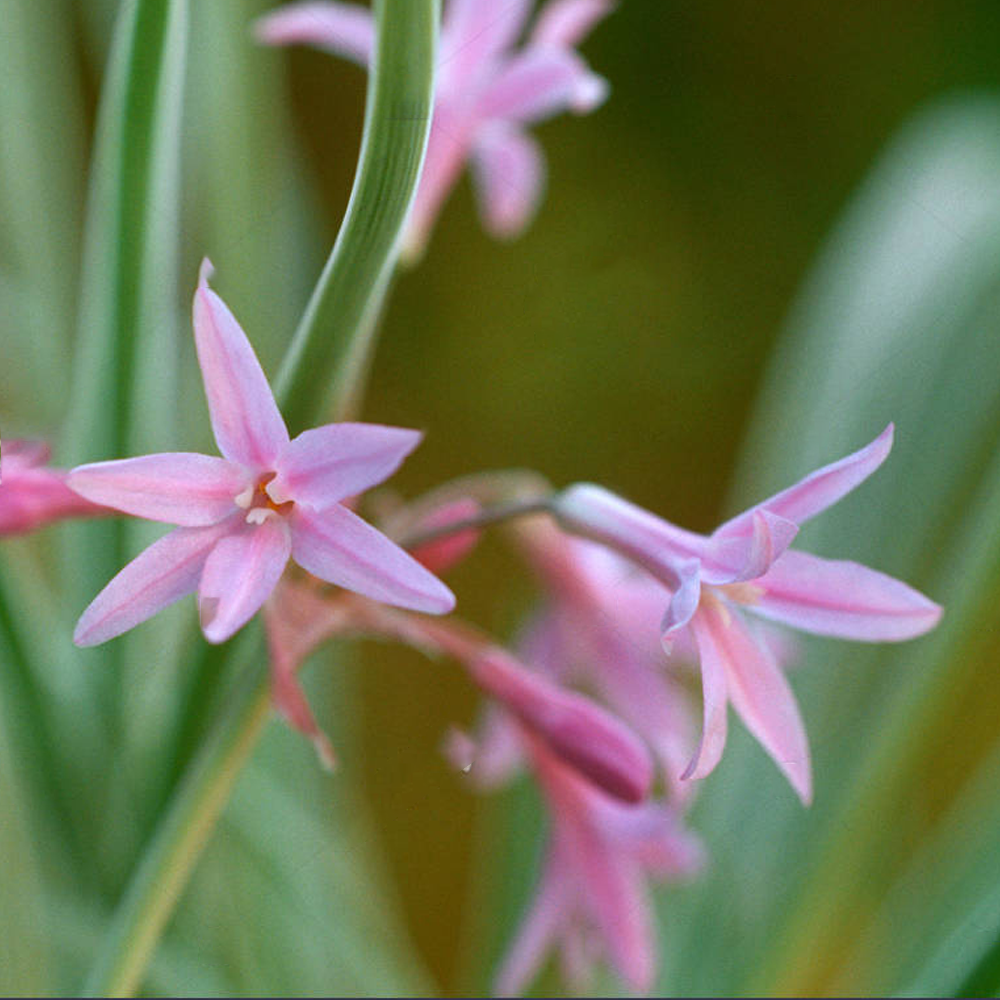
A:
82 2 439 994
399 496 555 551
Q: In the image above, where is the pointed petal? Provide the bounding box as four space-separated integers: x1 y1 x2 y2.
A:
477 48 607 124
441 0 533 84
290 503 455 613
681 608 730 782
701 600 812 803
554 483 708 588
0 469 107 535
661 557 702 637
470 124 545 238
494 848 569 997
737 424 894 527
702 508 799 584
268 422 421 508
531 0 614 47
73 519 238 646
468 646 652 803
753 549 942 641
198 520 291 643
68 453 245 526
254 1 374 66
192 259 289 468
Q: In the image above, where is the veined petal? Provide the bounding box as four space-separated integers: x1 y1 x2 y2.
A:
470 123 545 238
700 599 812 804
291 503 455 614
752 549 943 641
254 1 374 66
681 608 729 782
468 647 652 803
68 453 245 527
733 423 894 527
441 0 533 84
192 259 289 469
73 518 238 646
554 483 707 588
702 508 799 584
477 48 607 124
268 422 422 508
531 0 615 47
199 520 291 644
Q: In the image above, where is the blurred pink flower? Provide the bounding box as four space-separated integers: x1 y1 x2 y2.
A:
256 0 613 257
553 425 943 804
491 730 704 996
69 260 454 647
0 439 107 534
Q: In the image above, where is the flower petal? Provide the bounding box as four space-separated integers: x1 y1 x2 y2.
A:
752 549 942 641
68 453 245 527
699 599 812 804
268 422 422 509
254 1 374 66
681 607 730 783
468 646 653 803
192 259 289 468
739 424 894 527
0 468 107 535
290 503 455 614
73 519 238 646
661 557 702 637
470 123 545 238
701 508 799 584
477 47 607 123
531 0 615 48
441 0 534 84
198 519 291 644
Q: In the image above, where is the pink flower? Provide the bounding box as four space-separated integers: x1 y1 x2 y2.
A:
553 425 943 804
68 260 454 647
490 730 704 996
255 0 613 256
0 439 107 535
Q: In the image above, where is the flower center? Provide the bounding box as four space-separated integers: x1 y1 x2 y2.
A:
234 472 294 525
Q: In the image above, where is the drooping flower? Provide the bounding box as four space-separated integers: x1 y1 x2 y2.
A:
552 425 943 803
0 439 107 535
256 0 613 257
68 260 454 647
481 728 703 996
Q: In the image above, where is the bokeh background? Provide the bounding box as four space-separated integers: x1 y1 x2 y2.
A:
5 1 1000 995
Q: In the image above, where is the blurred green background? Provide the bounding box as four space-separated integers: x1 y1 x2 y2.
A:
5 1 1000 994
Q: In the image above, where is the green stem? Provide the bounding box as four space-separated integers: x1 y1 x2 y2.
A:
81 2 439 994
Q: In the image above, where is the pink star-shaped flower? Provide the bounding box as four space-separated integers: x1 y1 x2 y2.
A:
553 425 943 803
68 260 454 647
256 0 613 256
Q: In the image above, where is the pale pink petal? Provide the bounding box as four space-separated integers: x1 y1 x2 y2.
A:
407 497 481 573
735 424 894 528
441 0 534 83
73 518 239 646
254 1 373 66
682 608 730 782
531 0 614 47
554 483 707 588
596 801 706 879
661 558 703 638
268 422 421 509
198 520 291 644
401 113 472 261
477 48 607 124
2 439 51 471
752 549 942 642
701 600 812 804
291 503 455 614
0 469 108 535
467 705 525 786
470 123 545 238
494 847 570 997
701 508 799 584
192 259 289 469
67 453 245 527
468 647 652 803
